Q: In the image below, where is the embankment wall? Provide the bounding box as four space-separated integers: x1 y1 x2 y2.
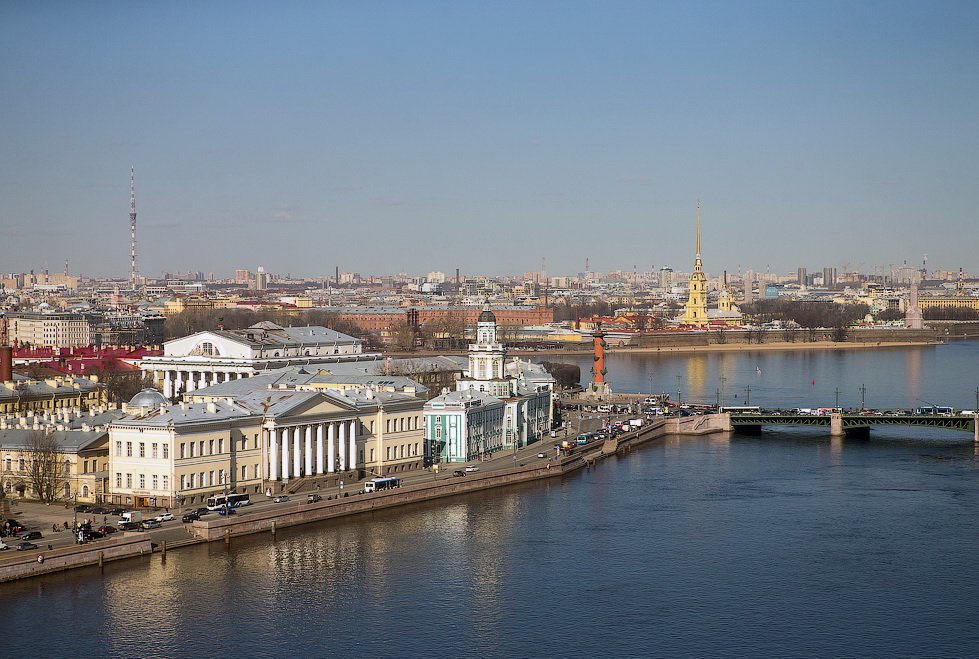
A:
0 533 154 583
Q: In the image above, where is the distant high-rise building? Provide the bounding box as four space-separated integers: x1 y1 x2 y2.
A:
822 267 836 288
658 267 673 290
797 267 807 286
254 266 269 290
235 269 253 285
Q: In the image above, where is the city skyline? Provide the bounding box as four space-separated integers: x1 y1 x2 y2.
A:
2 2 977 278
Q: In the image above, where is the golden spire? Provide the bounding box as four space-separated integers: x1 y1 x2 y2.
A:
696 200 701 257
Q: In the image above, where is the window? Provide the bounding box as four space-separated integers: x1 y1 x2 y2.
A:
18 458 25 471
152 475 158 489
199 441 205 456
139 443 145 458
162 476 169 490
386 447 391 460
369 448 375 462
209 440 214 455
163 444 169 459
435 427 442 439
180 475 186 490
218 438 224 453
126 442 133 457
139 474 145 489
201 341 215 356
241 465 247 480
209 471 214 486
180 443 186 459
116 473 122 488
151 443 158 458
115 441 122 457
126 473 133 488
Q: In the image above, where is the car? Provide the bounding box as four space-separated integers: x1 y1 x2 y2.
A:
98 525 117 534
155 512 174 522
90 507 109 515
81 530 105 540
181 513 200 523
74 505 91 513
452 470 466 477
0 540 8 550
109 508 127 516
118 521 141 531
141 519 161 529
464 465 479 473
273 495 290 503
537 452 547 458
16 542 38 551
217 507 236 515
307 494 322 503
21 531 42 541
192 508 210 516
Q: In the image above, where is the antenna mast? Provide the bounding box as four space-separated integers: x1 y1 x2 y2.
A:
130 167 139 292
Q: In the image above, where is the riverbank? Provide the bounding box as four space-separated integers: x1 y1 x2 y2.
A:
0 414 731 582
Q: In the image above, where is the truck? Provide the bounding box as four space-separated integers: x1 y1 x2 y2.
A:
119 511 142 524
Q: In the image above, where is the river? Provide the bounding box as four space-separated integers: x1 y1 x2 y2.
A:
3 341 979 658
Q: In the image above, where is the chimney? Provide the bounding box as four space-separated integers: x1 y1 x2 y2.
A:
0 345 12 383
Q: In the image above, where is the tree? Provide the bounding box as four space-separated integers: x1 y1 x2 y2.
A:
712 328 728 344
23 430 70 503
88 361 156 404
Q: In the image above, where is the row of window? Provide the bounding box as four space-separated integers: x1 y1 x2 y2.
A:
116 472 170 491
178 465 260 491
115 441 170 459
384 415 421 434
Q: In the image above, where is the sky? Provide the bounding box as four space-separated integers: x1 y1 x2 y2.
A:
1 1 978 281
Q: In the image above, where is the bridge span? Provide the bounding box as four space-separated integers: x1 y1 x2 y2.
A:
727 411 979 441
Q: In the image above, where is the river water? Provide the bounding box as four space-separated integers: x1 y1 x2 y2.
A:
3 342 979 658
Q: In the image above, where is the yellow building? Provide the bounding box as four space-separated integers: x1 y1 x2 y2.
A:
676 202 710 327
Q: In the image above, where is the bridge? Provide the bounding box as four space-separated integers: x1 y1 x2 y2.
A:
728 411 979 440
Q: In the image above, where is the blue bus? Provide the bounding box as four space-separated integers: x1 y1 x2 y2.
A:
364 477 403 493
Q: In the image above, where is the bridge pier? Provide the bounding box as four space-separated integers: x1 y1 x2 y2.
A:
974 414 978 444
830 413 845 437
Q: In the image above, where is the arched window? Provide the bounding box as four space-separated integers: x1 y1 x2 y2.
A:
63 483 71 498
82 485 90 497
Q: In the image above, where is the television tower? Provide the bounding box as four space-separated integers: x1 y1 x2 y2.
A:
130 167 139 292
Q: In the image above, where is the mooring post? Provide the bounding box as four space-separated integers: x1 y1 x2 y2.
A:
271 520 276 540
224 528 231 546
161 540 167 562
98 551 104 569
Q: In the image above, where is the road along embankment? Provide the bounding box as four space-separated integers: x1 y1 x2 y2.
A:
0 532 154 583
190 413 733 543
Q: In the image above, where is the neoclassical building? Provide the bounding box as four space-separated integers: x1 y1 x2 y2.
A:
140 322 382 399
425 308 555 463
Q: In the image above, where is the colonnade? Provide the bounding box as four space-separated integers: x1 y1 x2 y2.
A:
266 419 358 481
145 369 253 399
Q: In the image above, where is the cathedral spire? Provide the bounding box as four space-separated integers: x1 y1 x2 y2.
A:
696 199 701 258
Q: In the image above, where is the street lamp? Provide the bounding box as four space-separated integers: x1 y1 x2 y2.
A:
676 374 682 407
744 385 751 406
859 384 866 410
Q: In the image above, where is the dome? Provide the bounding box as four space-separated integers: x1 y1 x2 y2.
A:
128 388 169 409
478 309 497 323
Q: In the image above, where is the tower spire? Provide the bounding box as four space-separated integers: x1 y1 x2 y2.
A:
130 167 139 292
696 199 701 257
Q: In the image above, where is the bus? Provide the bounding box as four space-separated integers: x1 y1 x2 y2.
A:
718 406 761 414
205 493 252 511
364 477 402 493
915 406 955 416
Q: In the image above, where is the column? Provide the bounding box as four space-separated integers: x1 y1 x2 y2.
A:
327 423 336 473
348 420 357 470
163 371 173 399
293 426 302 477
338 422 347 471
304 425 313 476
281 428 290 480
175 371 184 397
268 429 278 481
316 424 325 474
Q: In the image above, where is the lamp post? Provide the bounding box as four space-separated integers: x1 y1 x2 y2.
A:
835 388 841 408
676 374 682 408
859 384 866 410
744 385 751 406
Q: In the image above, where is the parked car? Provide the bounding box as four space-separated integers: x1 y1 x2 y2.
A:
464 465 479 473
74 505 91 513
307 494 322 503
17 542 38 551
118 521 141 531
452 470 466 477
21 531 42 541
181 513 200 523
109 508 127 516
155 512 174 522
273 495 290 503
141 519 161 529
537 452 547 458
98 525 118 534
81 530 105 540
0 540 8 550
90 507 109 515
192 508 210 516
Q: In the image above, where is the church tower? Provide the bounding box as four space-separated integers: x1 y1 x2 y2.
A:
678 201 709 326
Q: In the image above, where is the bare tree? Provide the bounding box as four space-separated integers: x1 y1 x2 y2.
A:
712 328 728 344
23 430 70 503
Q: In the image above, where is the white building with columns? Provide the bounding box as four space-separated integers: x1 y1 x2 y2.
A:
139 321 381 400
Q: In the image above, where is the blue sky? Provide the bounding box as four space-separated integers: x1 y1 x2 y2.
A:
1 1 977 280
